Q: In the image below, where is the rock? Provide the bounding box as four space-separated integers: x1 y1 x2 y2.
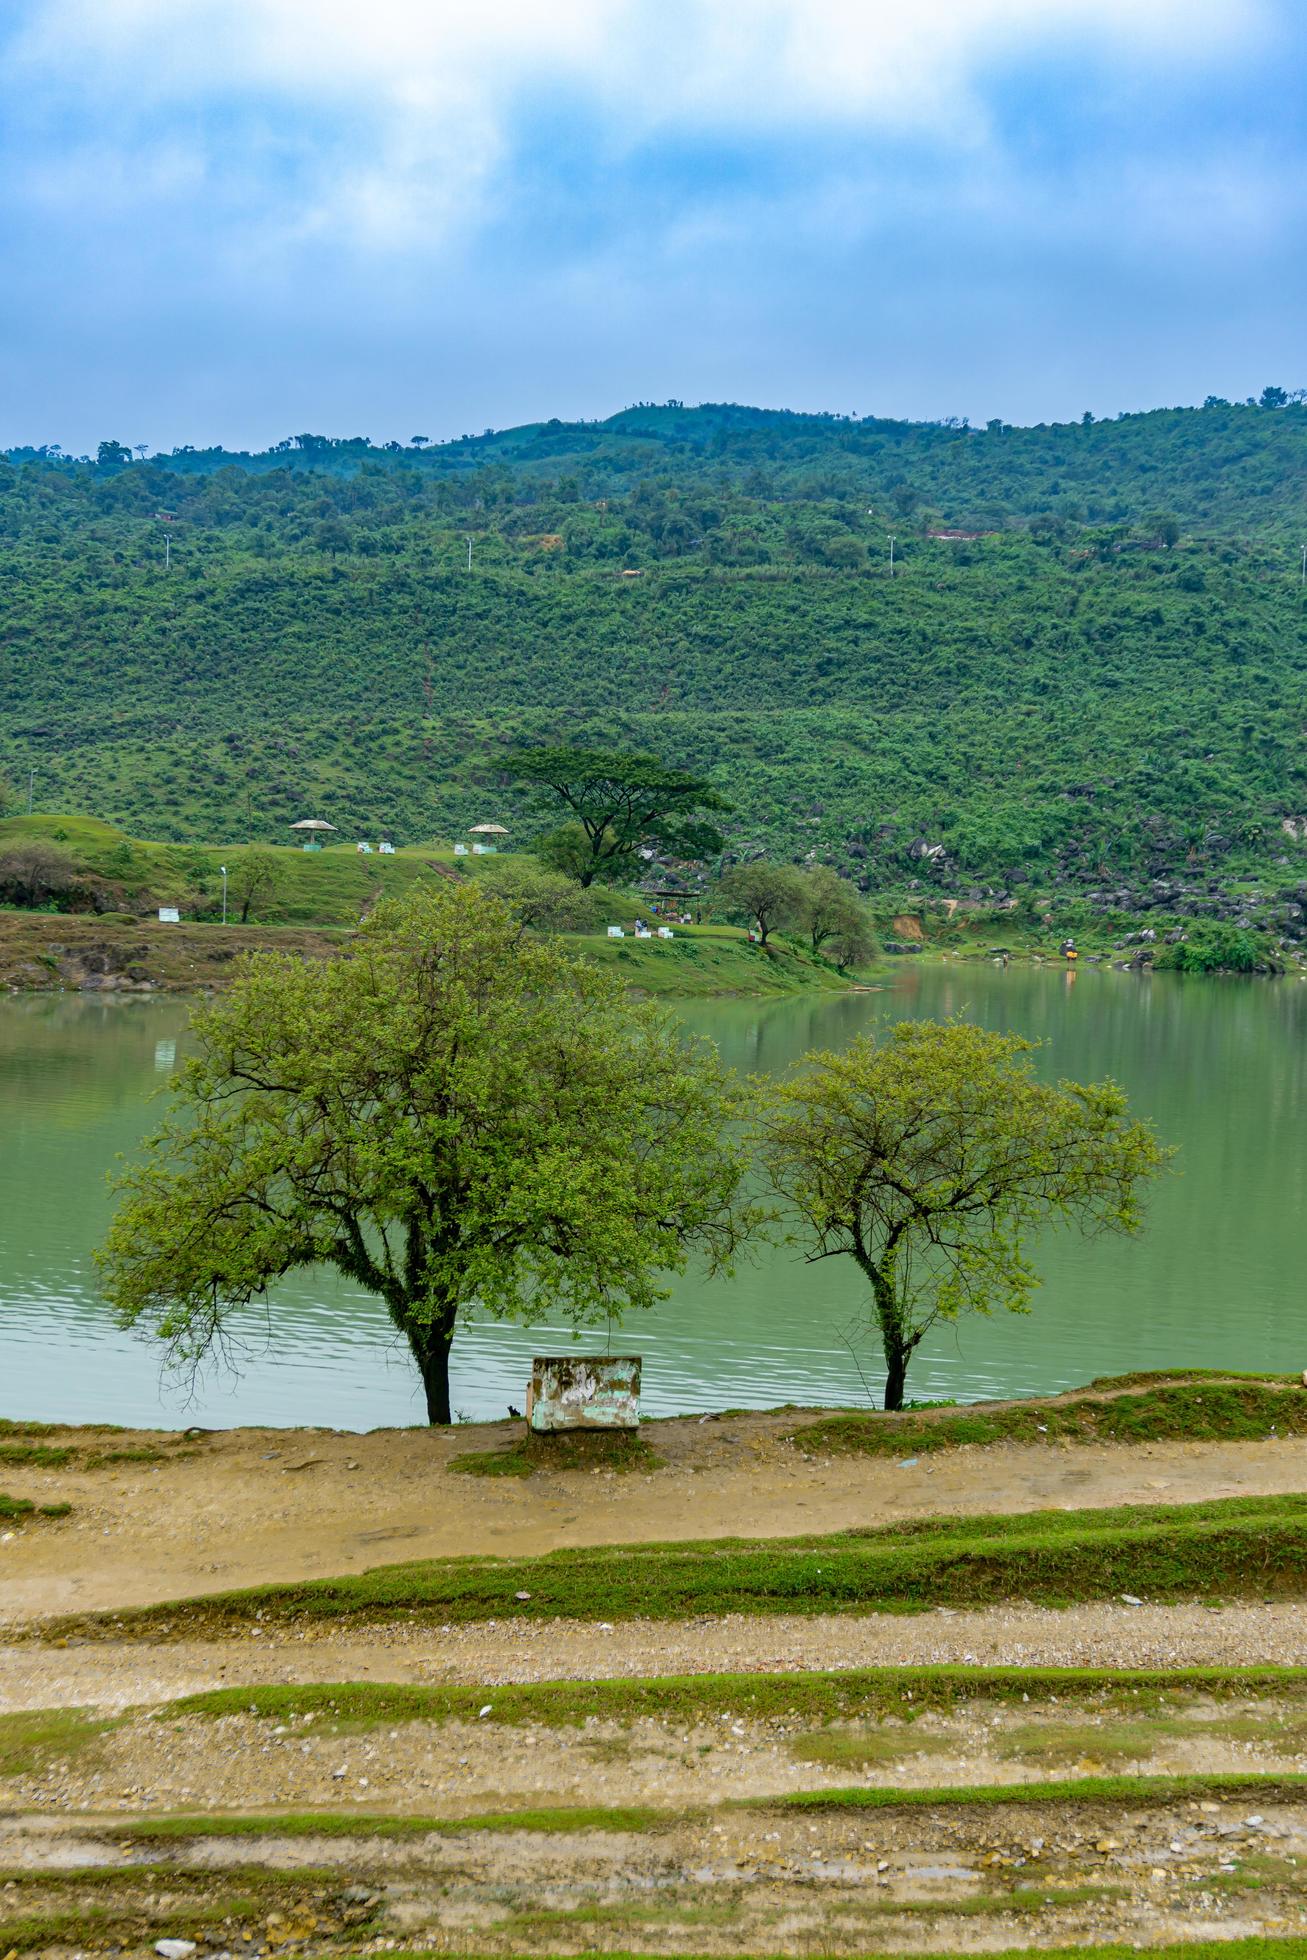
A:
156 1942 198 1959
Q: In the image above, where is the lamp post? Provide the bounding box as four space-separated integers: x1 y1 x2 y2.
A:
220 864 228 926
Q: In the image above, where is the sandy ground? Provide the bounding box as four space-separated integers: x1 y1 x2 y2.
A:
2 1411 1303 1625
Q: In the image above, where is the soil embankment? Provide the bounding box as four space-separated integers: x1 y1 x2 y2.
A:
0 913 347 993
2 1400 1305 1625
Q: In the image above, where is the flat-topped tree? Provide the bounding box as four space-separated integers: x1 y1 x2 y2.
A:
758 1019 1171 1411
502 748 729 886
97 882 757 1424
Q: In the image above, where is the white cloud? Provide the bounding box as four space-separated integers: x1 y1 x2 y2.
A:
5 0 1275 251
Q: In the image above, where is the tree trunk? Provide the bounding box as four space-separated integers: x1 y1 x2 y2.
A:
403 1315 456 1425
882 1343 909 1412
866 1260 915 1412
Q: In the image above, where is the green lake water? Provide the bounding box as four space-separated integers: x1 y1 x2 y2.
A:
1 964 1304 1429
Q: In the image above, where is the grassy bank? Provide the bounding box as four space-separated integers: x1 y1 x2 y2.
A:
164 1663 1307 1733
0 814 855 996
99 1774 1307 1840
789 1375 1307 1457
51 1492 1307 1637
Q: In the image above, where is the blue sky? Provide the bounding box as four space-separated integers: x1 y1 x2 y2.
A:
1 0 1303 452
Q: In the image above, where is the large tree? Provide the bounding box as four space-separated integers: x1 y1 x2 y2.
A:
502 748 729 886
758 1020 1170 1410
98 882 755 1424
796 864 876 965
714 861 807 947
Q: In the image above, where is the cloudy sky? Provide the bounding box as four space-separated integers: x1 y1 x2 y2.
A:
1 0 1303 451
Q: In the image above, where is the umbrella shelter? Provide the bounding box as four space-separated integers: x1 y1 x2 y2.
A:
290 818 337 853
469 822 508 856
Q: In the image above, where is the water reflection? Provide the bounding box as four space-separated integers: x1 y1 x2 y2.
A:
1 970 1304 1429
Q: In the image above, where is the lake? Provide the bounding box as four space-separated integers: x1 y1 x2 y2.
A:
2 964 1304 1430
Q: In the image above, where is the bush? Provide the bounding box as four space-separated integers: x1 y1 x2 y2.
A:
1154 922 1266 973
0 840 80 909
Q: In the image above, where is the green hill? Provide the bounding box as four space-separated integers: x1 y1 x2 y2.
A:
2 398 1305 893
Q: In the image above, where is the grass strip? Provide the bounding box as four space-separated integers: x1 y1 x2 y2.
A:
165 1663 1307 1732
370 1944 1307 1960
768 1770 1307 1811
0 1706 121 1777
112 1803 673 1841
0 1492 71 1520
59 1492 1307 1634
97 1770 1307 1845
793 1379 1307 1458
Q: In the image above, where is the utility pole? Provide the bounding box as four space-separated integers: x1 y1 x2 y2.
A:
466 536 473 572
164 532 171 572
220 864 228 926
1301 542 1306 584
27 766 35 813
888 535 896 578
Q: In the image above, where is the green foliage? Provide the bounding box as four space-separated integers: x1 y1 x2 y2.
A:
96 881 759 1422
225 844 285 923
757 1020 1172 1408
5 402 1305 891
795 862 876 963
533 821 629 886
0 838 79 908
468 853 596 930
713 860 807 945
501 747 729 885
1154 921 1267 972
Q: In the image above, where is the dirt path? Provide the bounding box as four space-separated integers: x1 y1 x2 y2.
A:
2 1792 1304 1954
5 1599 1307 1718
3 1414 1303 1625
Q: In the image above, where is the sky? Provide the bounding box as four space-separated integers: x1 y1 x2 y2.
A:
1 0 1304 453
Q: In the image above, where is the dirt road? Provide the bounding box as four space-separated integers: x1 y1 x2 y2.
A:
3 1413 1302 1625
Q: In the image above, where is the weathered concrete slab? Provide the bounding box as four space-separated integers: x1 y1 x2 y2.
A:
527 1356 641 1432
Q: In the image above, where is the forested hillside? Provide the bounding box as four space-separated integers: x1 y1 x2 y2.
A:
2 397 1305 890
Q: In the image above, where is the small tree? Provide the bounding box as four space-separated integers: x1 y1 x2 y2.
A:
797 864 874 961
715 861 807 947
98 882 756 1424
758 1020 1170 1410
502 747 729 887
0 839 77 908
228 845 285 924
471 855 595 931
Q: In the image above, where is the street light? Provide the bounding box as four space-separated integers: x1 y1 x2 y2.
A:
220 864 228 925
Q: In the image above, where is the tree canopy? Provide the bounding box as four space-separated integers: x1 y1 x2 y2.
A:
714 861 807 946
98 881 758 1422
501 748 729 885
757 1019 1171 1409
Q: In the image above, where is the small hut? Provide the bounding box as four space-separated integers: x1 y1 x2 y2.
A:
469 821 508 857
290 818 336 854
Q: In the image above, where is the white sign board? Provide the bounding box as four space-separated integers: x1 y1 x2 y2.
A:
158 907 180 924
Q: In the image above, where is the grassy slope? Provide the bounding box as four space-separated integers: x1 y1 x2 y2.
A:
3 402 1307 891
55 1492 1307 1635
0 814 850 993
